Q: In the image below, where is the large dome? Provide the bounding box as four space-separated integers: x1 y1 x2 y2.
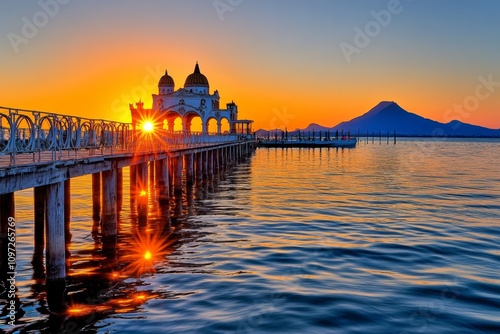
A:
158 69 175 87
184 63 209 88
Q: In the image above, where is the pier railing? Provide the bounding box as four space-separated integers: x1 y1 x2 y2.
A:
0 107 246 166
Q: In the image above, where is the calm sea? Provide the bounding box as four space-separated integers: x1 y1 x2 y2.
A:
3 138 500 333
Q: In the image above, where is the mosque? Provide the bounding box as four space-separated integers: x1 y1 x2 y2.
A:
130 63 253 135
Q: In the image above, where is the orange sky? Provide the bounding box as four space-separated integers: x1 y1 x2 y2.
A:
1 1 499 130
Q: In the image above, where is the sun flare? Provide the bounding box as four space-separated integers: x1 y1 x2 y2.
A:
142 121 154 132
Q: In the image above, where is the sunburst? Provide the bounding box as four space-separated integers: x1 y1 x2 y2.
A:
123 230 177 277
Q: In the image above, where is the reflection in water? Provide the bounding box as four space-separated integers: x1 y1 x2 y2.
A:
12 160 241 332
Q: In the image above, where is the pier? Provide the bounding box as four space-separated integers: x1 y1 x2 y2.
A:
0 106 256 312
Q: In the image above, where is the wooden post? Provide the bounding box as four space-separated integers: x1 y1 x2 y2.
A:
174 155 183 194
149 161 155 185
168 156 174 188
45 181 66 312
116 168 123 212
214 148 219 173
202 151 208 180
136 162 148 225
0 193 15 279
64 179 71 244
92 173 100 221
101 166 117 238
34 187 45 257
185 153 194 185
196 152 203 182
207 150 214 179
156 158 169 204
221 147 226 168
129 165 137 205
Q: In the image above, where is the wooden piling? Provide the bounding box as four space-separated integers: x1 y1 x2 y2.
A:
207 150 214 178
185 153 194 185
136 162 148 225
116 168 123 211
156 158 169 204
221 147 226 168
45 181 66 312
196 152 203 182
92 173 101 221
168 157 174 188
202 151 208 179
34 186 46 257
129 165 137 203
101 166 117 238
0 193 15 278
64 179 72 259
214 148 219 172
149 161 155 185
173 155 182 194
173 155 183 194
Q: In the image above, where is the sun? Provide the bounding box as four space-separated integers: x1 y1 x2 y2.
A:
142 121 154 132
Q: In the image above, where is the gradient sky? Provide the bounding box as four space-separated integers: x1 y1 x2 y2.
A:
1 0 499 129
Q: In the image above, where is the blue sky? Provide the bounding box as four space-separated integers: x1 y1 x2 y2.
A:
1 0 499 128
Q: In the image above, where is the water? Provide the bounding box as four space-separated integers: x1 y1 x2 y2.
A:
2 138 500 333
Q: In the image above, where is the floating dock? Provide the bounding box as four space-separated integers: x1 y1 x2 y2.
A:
258 138 357 148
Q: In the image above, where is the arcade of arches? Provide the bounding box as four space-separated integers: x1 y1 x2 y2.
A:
130 63 252 135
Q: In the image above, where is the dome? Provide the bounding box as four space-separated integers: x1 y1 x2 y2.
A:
158 69 175 87
184 63 209 88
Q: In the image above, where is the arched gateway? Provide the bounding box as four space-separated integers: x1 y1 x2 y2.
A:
130 63 253 135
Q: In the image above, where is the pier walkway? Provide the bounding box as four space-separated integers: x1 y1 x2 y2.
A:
0 106 256 312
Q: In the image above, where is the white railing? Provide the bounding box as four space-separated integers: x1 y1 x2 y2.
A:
0 107 250 166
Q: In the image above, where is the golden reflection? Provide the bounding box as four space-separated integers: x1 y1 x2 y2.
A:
68 304 110 316
124 231 176 277
135 293 146 301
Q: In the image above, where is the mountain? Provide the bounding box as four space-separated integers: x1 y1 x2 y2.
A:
303 123 331 132
315 102 500 137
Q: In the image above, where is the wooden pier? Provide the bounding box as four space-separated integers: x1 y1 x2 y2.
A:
0 106 256 313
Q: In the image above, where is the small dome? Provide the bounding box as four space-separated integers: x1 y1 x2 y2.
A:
158 69 175 87
184 63 209 88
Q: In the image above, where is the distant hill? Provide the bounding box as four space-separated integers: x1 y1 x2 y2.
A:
256 102 500 137
332 101 500 136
